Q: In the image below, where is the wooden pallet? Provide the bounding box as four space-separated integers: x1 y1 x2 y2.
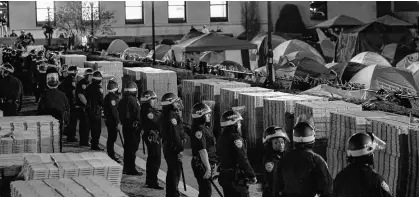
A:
84 61 123 90
11 176 127 197
59 55 86 68
220 87 273 116
180 79 226 126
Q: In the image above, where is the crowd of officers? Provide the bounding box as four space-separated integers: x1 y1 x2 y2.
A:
0 58 394 197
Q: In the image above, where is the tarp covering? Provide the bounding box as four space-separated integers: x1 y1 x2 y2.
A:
319 39 336 60
336 21 412 62
173 32 257 53
106 39 129 54
374 15 414 27
396 52 419 68
381 43 398 63
303 84 376 101
349 65 419 92
153 44 171 60
179 31 204 43
312 15 364 29
350 52 392 67
199 51 225 65
273 39 325 65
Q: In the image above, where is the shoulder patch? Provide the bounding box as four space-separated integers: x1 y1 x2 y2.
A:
147 113 154 119
111 100 116 106
72 82 76 87
234 139 243 148
99 88 103 93
82 84 86 89
381 181 390 193
171 118 177 125
195 131 203 139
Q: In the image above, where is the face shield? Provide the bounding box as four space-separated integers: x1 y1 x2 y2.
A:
368 132 386 151
172 98 184 111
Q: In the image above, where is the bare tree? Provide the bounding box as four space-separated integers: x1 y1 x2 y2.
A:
241 1 261 40
55 1 116 37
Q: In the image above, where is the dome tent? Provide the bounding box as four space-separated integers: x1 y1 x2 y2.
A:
350 52 392 67
106 39 129 54
396 52 419 68
407 62 419 88
273 39 325 65
349 65 419 92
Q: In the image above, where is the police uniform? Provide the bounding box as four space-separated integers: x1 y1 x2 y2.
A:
262 126 289 197
37 67 70 128
118 81 142 175
140 98 162 189
58 66 78 142
160 93 186 197
217 110 256 197
333 132 391 197
34 65 47 103
85 71 104 150
282 121 333 197
74 71 92 146
103 81 121 161
191 124 217 197
0 63 23 116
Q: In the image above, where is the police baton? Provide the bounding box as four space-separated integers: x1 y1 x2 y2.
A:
209 178 224 197
142 133 146 155
179 160 187 191
60 111 68 153
117 127 124 147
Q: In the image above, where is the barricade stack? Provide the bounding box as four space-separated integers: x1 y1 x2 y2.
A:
200 81 251 137
11 176 127 197
180 79 226 126
263 95 327 138
84 61 123 89
59 55 86 68
21 152 123 187
220 87 273 115
0 116 59 154
123 67 177 108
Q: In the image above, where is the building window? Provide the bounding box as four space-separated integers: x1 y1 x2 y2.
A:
168 1 186 23
210 1 228 22
36 1 54 26
310 1 327 20
0 2 9 27
82 1 99 21
125 1 144 24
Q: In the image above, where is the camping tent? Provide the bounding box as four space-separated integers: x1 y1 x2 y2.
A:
273 39 325 65
396 52 419 68
350 52 392 67
336 15 413 62
311 15 364 29
152 44 171 60
257 34 288 69
106 39 129 54
172 32 257 68
349 65 419 92
327 62 377 83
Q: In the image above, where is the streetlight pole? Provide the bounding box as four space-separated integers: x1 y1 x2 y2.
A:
90 2 94 52
245 2 248 41
47 6 51 46
267 1 274 87
152 1 156 66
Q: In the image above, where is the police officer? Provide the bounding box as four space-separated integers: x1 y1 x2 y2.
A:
58 65 78 142
190 102 217 197
86 71 104 151
75 68 93 146
282 119 333 197
37 67 70 125
160 92 186 197
0 63 23 116
104 80 121 162
333 132 391 197
140 90 163 190
262 126 289 197
217 110 257 197
34 64 47 103
118 81 142 176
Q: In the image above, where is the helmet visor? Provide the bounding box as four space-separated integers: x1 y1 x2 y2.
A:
369 132 386 151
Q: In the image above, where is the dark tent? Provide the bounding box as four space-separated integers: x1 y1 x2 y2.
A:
336 15 413 63
275 4 305 34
